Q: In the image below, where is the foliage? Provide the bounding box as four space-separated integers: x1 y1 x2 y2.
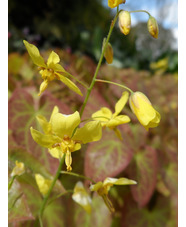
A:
8 47 177 226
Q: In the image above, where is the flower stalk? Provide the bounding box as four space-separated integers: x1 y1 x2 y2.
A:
95 79 133 93
38 155 65 226
79 10 121 117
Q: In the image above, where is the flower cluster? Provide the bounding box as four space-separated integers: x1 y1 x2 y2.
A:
31 107 102 171
23 40 82 96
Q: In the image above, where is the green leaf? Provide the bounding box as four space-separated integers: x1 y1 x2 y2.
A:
127 146 158 207
85 128 133 182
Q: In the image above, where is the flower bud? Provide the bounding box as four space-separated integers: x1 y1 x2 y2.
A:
147 16 159 39
108 0 126 9
118 11 131 35
11 161 25 177
129 91 161 130
102 38 113 64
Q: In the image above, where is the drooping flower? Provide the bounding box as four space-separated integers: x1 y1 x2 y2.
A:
31 110 102 171
108 0 126 9
23 40 82 96
35 174 52 196
147 16 159 39
11 161 25 177
118 10 131 35
90 177 137 213
92 91 130 140
72 181 92 214
129 91 161 130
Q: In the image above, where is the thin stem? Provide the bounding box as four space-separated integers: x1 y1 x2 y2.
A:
47 190 73 206
61 171 96 184
8 175 16 191
79 11 121 117
38 155 65 224
95 79 133 93
64 71 88 89
129 9 151 17
8 192 23 211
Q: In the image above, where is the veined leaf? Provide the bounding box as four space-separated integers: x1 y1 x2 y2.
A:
127 146 158 207
85 128 133 182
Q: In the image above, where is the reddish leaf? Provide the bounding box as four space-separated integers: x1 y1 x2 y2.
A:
127 146 158 207
85 128 133 182
8 179 34 223
9 88 71 174
121 194 172 227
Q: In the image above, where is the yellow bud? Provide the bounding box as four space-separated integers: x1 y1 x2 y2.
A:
38 80 49 96
102 38 113 64
11 161 25 177
108 0 126 9
118 11 131 35
147 16 159 39
129 91 161 130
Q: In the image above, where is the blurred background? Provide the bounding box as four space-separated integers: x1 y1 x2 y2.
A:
8 0 178 226
8 0 178 71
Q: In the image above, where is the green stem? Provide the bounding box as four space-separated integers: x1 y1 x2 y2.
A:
47 190 73 206
8 175 16 191
129 9 151 17
64 71 88 89
61 171 96 183
95 79 133 93
38 155 65 225
79 11 121 117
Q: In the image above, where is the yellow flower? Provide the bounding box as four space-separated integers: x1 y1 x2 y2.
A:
35 174 52 196
72 181 92 214
92 91 130 140
108 0 126 9
11 161 25 177
147 16 159 39
129 91 161 130
23 40 82 96
90 177 137 213
118 11 131 35
31 111 102 171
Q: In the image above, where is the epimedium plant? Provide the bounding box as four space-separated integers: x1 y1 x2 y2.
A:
8 1 161 226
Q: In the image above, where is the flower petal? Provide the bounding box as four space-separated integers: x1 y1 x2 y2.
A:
103 177 137 187
38 80 49 96
49 106 59 122
23 40 46 68
36 115 51 135
30 127 61 148
113 91 129 117
35 174 52 196
47 51 60 67
107 115 130 128
56 73 83 96
73 121 102 144
92 107 112 122
90 182 103 192
51 112 80 138
72 181 92 214
50 63 66 72
48 147 64 159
